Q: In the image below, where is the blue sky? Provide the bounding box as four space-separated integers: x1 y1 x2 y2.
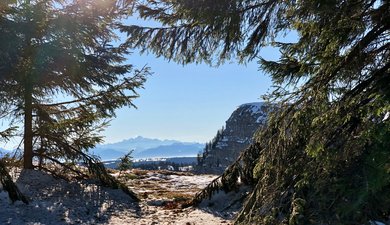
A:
98 16 280 144
102 53 273 144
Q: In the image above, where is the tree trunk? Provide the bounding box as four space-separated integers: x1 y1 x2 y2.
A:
22 0 33 169
23 81 33 169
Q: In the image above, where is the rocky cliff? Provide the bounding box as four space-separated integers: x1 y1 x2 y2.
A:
196 102 270 174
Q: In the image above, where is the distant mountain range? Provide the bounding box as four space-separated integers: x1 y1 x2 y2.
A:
92 136 203 161
133 142 203 158
94 136 179 153
0 136 204 161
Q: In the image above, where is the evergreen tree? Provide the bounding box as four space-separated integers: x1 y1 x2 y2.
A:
0 0 149 172
197 126 226 168
124 0 390 223
118 150 134 176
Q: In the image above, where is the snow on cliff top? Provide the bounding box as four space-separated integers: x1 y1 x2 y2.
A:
238 102 265 114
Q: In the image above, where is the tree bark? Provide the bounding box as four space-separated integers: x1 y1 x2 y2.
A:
23 81 33 169
23 0 33 169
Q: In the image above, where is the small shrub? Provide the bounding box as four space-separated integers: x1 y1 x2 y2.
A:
118 150 134 176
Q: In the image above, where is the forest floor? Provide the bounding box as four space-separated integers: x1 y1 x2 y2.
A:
0 168 241 225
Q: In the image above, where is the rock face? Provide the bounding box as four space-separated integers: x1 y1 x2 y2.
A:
196 102 270 174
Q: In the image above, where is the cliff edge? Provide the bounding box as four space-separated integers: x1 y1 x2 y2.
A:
196 102 271 174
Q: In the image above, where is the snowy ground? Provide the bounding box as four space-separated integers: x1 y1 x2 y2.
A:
0 169 236 225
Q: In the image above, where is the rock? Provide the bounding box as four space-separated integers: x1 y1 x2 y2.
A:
196 102 271 174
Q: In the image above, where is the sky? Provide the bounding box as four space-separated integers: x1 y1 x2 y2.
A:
98 16 282 144
102 52 274 144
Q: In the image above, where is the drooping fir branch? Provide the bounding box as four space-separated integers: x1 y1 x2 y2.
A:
28 97 140 201
34 67 148 110
0 126 28 204
0 160 28 204
120 0 283 65
35 131 139 201
191 142 262 206
0 127 18 141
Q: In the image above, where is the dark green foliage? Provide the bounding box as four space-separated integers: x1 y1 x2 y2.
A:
132 160 196 171
0 0 149 168
0 0 147 200
118 150 134 174
125 0 390 224
233 100 390 224
192 143 261 205
197 126 224 167
121 0 284 65
0 0 148 168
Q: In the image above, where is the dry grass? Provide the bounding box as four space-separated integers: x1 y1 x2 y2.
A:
115 169 209 209
131 169 149 177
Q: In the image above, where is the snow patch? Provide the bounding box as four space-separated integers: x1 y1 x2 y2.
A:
1 170 138 225
198 184 251 220
256 113 267 123
239 102 265 114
